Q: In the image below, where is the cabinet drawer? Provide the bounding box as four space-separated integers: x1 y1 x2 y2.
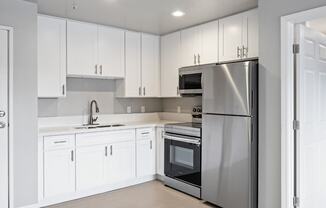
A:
44 135 75 151
76 130 135 147
136 128 154 141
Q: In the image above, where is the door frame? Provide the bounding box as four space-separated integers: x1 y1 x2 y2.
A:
0 25 13 208
280 5 326 208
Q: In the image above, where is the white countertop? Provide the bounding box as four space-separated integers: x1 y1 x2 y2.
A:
39 120 178 137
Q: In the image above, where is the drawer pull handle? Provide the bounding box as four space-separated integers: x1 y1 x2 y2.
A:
71 150 74 162
54 141 67 144
142 132 150 135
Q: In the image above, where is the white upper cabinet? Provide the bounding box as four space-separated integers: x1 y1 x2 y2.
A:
219 9 258 62
181 20 218 67
116 32 160 98
67 20 98 77
67 20 125 78
160 32 181 98
38 15 66 98
98 26 125 78
141 33 160 97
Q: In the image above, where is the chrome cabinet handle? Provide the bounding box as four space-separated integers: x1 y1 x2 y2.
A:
110 145 113 155
95 64 98 74
62 85 65 96
150 140 152 149
0 111 5 117
54 141 67 144
177 86 179 95
105 146 108 157
143 87 146 96
139 87 142 96
0 122 6 129
237 46 242 58
71 150 74 162
198 54 200 64
242 46 248 58
194 54 197 65
100 65 103 75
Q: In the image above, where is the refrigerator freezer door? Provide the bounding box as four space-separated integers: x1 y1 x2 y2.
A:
203 61 257 116
202 114 252 208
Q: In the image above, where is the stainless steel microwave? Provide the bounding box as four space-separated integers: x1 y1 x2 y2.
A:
179 68 203 96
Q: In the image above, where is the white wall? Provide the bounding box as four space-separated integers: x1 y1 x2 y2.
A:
0 0 38 207
258 0 326 207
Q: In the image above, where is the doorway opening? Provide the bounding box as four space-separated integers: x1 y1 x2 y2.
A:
281 5 326 208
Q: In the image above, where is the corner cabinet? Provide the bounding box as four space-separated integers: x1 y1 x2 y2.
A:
116 32 160 98
181 20 219 67
219 8 258 62
37 15 67 98
160 32 181 97
67 20 125 79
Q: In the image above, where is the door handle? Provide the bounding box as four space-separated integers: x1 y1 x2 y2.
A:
0 111 5 117
143 87 146 96
100 65 103 75
198 54 200 64
71 150 74 162
242 46 248 58
150 140 153 149
110 145 113 155
237 46 242 58
95 64 98 74
0 122 6 129
194 54 197 65
105 146 108 157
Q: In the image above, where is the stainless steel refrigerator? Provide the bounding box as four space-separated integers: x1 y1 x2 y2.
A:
201 60 258 208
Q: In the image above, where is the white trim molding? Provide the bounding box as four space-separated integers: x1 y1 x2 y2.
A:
280 5 326 208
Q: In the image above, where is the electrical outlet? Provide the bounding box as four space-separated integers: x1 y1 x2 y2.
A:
141 106 146 113
177 106 181 113
127 106 132 114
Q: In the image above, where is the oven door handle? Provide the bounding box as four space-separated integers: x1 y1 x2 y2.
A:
164 135 201 145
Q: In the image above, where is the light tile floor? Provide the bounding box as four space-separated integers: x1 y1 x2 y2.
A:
47 181 216 208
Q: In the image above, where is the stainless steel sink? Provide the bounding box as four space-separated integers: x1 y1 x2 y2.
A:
75 124 125 130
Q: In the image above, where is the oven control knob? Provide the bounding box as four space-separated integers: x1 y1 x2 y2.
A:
193 108 197 113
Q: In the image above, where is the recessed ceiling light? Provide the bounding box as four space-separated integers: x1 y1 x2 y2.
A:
172 10 185 17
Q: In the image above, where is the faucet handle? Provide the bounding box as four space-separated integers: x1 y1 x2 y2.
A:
92 116 98 122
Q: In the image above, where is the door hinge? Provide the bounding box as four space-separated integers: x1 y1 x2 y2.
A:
293 196 300 207
293 120 300 130
293 44 300 54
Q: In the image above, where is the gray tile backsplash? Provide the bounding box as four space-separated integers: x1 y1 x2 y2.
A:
38 77 201 117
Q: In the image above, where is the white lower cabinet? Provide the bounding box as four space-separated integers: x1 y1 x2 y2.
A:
106 141 136 184
76 145 107 191
43 135 75 198
136 128 156 177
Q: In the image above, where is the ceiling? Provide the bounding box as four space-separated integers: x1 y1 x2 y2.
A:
26 0 257 35
307 18 326 34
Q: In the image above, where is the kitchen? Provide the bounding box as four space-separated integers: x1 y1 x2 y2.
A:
3 0 324 208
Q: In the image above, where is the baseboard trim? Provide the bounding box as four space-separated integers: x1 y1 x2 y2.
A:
18 203 39 208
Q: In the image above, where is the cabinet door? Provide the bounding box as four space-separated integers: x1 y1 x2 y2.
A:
38 15 66 98
181 27 201 67
98 26 125 78
67 20 98 77
141 33 160 97
200 20 219 65
156 128 165 176
76 145 106 190
44 149 75 197
125 31 142 97
106 141 136 184
160 32 181 97
243 9 258 59
219 13 244 62
137 137 156 177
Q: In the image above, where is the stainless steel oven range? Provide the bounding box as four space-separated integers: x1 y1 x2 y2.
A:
163 122 202 198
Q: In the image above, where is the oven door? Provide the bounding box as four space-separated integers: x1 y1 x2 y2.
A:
164 133 201 187
179 71 202 95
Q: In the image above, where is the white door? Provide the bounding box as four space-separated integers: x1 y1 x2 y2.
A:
296 25 326 208
38 15 66 98
200 20 219 65
98 26 125 78
244 9 259 59
181 26 201 67
76 145 106 190
125 31 142 97
219 13 244 62
136 139 155 177
0 29 9 208
106 142 136 184
44 149 75 197
67 20 98 77
160 32 181 97
141 33 160 97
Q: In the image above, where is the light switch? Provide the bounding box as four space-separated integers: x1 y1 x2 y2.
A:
141 106 146 113
127 106 132 114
